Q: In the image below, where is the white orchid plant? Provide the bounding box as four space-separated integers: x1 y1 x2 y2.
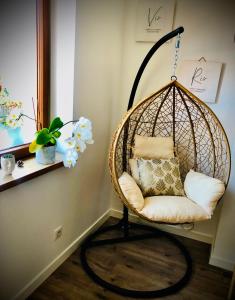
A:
15 114 93 168
0 84 93 167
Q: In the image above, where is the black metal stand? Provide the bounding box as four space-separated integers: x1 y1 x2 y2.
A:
80 207 192 298
80 27 192 298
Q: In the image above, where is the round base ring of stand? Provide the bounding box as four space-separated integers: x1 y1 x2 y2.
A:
80 219 193 298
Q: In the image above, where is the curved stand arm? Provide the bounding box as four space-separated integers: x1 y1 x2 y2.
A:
127 26 184 110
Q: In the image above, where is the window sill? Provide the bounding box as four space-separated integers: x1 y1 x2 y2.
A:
0 153 64 192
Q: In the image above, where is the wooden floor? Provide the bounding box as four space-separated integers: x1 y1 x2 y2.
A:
29 218 232 300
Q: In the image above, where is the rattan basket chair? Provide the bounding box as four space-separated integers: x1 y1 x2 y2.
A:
80 27 231 298
110 79 231 224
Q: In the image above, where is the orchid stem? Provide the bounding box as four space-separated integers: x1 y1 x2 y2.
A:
60 120 80 129
51 119 80 134
17 113 80 133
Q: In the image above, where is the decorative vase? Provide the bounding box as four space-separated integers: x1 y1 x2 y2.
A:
36 145 56 165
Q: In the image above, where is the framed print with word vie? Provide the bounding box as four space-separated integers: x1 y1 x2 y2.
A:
135 0 175 42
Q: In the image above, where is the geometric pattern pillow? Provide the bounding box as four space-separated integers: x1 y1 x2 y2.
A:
130 157 185 197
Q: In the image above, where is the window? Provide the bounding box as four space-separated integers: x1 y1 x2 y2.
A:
0 0 50 160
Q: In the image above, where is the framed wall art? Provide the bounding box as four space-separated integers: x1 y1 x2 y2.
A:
135 0 175 42
177 58 222 103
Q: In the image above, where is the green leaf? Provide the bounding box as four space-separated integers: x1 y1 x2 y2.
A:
49 137 56 145
29 140 43 153
52 131 61 138
49 117 63 133
34 130 40 139
36 128 52 145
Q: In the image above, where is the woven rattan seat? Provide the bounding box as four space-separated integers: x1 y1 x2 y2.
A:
109 80 231 223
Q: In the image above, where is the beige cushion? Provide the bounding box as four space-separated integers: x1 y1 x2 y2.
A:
140 196 210 223
184 170 225 215
133 135 174 159
129 158 184 197
118 172 145 211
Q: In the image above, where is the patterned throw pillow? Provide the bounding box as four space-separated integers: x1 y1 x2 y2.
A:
129 157 185 197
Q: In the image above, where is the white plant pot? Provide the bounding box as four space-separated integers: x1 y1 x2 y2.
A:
36 145 56 165
1 154 15 176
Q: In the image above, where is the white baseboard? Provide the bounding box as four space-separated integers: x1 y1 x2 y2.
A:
14 209 111 300
209 254 235 271
110 208 213 244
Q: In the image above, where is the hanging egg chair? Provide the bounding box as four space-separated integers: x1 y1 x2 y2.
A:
109 79 231 224
80 27 231 298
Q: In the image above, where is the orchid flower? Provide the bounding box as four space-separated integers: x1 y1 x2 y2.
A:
63 148 79 168
73 117 94 144
64 137 76 149
75 117 92 130
75 138 86 153
64 136 86 153
74 127 93 143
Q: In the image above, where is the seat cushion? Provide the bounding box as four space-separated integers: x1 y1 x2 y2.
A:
118 172 145 211
184 169 225 215
133 135 174 159
139 196 210 223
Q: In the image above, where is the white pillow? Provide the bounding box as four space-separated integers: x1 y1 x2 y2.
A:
118 172 145 211
184 170 225 215
140 196 210 223
133 135 174 159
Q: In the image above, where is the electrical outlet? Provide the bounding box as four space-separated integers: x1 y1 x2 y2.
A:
54 226 63 240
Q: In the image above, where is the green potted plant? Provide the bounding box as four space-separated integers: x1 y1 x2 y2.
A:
29 117 63 164
18 114 93 167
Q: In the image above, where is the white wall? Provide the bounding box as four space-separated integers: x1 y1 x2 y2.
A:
0 0 124 299
74 0 125 209
50 0 76 137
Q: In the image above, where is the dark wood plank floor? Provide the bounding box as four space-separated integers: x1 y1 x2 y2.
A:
29 218 232 300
